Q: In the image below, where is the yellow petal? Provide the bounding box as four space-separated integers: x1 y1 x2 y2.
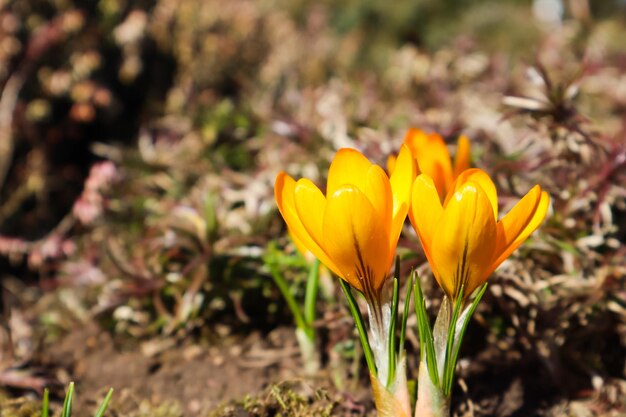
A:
389 144 416 250
430 181 497 300
294 178 328 247
404 129 453 199
326 148 372 198
453 134 471 177
409 174 443 281
323 185 391 294
362 164 393 238
489 187 550 273
275 172 343 278
445 168 498 220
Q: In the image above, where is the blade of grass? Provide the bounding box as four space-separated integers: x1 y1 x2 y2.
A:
61 382 75 417
41 388 49 417
94 388 114 417
339 279 377 377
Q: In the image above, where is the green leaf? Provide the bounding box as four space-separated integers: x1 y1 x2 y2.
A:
265 254 309 336
386 276 400 388
398 271 413 360
442 290 464 396
339 279 377 377
41 388 49 417
61 382 75 417
413 270 439 388
93 388 114 417
446 283 488 395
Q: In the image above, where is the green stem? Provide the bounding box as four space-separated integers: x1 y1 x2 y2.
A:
268 262 310 337
303 258 320 326
339 279 377 377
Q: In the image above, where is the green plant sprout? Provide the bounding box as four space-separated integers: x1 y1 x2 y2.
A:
42 382 113 417
265 242 321 375
413 271 488 415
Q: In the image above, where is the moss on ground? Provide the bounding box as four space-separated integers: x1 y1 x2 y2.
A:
208 382 339 417
0 396 40 417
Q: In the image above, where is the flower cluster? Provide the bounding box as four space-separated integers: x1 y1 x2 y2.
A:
274 129 550 417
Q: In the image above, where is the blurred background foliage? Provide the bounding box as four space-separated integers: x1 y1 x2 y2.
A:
0 0 625 415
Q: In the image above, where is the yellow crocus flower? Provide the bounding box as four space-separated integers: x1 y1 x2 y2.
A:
275 146 416 300
388 128 470 201
409 168 550 302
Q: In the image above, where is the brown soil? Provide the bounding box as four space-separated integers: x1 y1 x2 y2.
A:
40 323 315 416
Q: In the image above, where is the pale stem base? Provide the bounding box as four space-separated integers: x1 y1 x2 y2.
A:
367 300 391 386
415 361 450 417
295 327 320 375
370 357 411 417
393 355 412 417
